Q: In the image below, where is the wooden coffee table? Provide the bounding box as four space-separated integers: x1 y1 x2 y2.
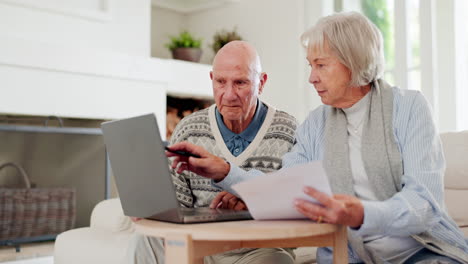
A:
135 219 347 264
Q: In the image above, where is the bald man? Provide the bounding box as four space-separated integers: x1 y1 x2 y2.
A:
125 41 298 264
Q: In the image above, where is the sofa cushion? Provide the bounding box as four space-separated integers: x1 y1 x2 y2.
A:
461 227 468 237
445 188 468 228
440 131 468 229
54 227 132 264
441 131 468 189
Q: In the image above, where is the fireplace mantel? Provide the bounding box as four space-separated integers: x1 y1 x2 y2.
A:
0 35 213 138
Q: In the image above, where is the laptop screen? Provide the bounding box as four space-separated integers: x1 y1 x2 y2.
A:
101 114 180 218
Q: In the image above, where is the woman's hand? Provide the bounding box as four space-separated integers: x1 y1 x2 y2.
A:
166 141 230 182
295 186 364 228
210 191 248 211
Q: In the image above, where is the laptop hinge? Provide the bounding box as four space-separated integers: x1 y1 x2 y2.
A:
146 208 185 223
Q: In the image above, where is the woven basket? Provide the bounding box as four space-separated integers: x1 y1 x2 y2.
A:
0 162 76 241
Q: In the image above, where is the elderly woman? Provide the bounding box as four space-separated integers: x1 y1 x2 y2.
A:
168 12 468 263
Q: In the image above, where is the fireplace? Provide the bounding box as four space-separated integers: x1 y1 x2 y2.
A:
0 115 109 231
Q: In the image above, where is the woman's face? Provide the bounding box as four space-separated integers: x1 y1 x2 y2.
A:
307 43 354 108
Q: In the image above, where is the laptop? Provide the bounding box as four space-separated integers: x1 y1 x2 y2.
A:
101 113 252 223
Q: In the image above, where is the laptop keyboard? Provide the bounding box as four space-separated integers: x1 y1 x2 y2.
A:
180 207 252 222
181 207 241 216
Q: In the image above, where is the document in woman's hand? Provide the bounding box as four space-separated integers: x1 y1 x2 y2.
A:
232 161 332 220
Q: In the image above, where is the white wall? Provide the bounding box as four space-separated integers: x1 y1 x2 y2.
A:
0 0 215 135
151 7 186 58
151 0 333 122
0 34 168 131
0 0 150 56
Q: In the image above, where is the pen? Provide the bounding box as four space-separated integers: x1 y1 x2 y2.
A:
164 146 201 158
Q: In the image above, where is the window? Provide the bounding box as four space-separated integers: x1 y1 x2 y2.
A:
361 0 395 84
407 0 421 91
339 0 421 91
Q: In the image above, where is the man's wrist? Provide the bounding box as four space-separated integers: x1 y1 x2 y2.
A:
214 161 230 183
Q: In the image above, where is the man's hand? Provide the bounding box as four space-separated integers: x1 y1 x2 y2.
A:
294 186 364 228
210 191 247 211
166 141 230 182
130 217 142 222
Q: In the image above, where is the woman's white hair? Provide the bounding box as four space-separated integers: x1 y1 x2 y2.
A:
301 11 385 87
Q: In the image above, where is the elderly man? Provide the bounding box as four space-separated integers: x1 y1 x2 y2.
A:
125 41 298 264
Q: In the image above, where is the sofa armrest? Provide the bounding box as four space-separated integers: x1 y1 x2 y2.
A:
90 198 133 233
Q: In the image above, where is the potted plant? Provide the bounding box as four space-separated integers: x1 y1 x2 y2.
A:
211 27 243 54
166 31 203 62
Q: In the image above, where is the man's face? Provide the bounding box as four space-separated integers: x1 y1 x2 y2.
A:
211 61 262 122
307 44 353 108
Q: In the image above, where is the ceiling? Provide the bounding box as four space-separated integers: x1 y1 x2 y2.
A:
151 0 238 13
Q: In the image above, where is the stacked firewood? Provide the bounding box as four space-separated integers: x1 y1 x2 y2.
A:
166 97 213 139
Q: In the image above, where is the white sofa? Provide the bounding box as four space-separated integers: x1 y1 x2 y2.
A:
54 197 134 264
54 131 468 264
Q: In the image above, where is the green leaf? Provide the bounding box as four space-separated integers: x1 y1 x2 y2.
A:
165 30 203 50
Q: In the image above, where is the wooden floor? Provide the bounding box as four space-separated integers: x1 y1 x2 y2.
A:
0 242 54 263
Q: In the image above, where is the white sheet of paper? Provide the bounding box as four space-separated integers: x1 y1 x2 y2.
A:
231 161 332 220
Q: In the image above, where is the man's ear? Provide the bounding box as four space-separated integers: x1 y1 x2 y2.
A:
258 72 267 95
210 71 213 80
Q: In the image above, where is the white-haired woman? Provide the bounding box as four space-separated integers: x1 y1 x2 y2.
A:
168 12 468 263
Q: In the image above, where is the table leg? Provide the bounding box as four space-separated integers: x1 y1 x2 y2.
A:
165 233 199 264
333 225 348 264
